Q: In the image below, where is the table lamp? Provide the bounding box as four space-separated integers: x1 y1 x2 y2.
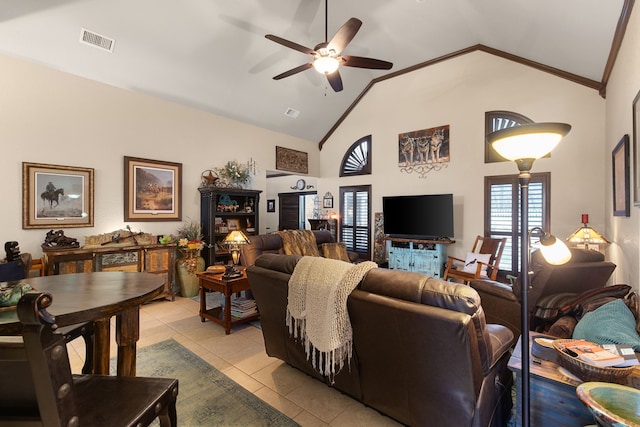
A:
222 230 250 267
487 122 571 427
566 214 610 251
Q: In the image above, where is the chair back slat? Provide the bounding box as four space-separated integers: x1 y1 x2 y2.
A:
18 292 79 427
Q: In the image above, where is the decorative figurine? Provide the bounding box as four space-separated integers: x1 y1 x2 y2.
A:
4 241 21 262
42 230 80 249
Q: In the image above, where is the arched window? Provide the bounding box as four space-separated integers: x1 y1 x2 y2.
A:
340 135 371 176
484 111 533 163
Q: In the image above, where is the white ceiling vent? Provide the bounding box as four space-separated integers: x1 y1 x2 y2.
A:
79 28 115 52
284 108 300 119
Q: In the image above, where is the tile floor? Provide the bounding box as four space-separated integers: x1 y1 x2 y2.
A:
66 296 401 427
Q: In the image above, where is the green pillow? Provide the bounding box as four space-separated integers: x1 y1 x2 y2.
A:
573 298 640 351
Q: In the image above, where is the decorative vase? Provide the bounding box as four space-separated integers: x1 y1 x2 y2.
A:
176 249 205 298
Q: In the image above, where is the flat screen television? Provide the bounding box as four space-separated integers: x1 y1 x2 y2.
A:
382 193 454 240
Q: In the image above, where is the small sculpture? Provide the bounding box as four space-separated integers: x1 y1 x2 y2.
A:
42 230 80 249
4 241 20 262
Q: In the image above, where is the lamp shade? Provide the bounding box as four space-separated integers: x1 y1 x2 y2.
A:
487 123 571 161
567 226 610 245
222 230 250 246
538 232 572 265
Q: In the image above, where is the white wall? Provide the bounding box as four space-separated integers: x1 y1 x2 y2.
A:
320 50 607 262
0 54 318 256
603 5 640 287
2 46 623 280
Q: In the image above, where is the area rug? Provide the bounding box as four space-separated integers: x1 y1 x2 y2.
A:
126 339 299 426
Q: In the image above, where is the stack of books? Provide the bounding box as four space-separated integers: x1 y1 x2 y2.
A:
562 339 639 367
230 297 258 319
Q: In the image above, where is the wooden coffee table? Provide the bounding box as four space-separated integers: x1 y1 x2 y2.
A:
196 267 259 334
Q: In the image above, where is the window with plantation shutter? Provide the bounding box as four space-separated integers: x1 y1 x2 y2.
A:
340 185 371 260
484 173 550 275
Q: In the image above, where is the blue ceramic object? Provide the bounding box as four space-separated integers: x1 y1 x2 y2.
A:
0 282 33 307
576 381 640 427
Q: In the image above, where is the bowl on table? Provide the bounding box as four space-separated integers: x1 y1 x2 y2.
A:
576 381 640 427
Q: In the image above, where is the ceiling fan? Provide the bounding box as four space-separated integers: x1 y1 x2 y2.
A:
265 1 393 92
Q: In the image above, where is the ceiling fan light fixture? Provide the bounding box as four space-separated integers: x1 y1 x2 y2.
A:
313 56 339 75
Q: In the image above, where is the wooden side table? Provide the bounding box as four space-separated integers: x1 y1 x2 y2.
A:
508 333 594 426
196 267 259 334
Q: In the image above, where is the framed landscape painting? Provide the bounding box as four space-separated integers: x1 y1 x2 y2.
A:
22 162 94 229
124 156 182 221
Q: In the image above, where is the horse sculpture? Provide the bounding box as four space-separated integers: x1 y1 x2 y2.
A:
41 188 64 208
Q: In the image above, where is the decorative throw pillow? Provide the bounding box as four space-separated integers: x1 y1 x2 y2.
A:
573 298 640 351
321 243 351 262
278 230 320 257
462 252 491 275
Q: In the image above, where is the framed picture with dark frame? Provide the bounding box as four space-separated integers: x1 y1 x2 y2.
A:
124 156 182 221
323 196 333 208
633 89 640 206
612 134 630 217
267 199 275 212
22 162 94 229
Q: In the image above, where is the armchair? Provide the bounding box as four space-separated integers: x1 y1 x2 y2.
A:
469 247 616 338
444 235 506 283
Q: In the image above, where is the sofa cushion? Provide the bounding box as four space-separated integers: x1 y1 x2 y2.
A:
534 284 631 324
573 298 640 351
277 230 320 257
321 243 351 262
254 253 301 275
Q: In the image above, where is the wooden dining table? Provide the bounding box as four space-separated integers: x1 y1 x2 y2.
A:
0 271 164 377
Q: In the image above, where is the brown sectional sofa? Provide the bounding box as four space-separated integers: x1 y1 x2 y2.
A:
246 253 515 427
240 230 358 267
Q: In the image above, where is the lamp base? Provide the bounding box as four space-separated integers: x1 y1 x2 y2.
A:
222 264 242 279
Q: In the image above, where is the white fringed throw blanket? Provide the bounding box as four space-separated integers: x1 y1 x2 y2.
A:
286 256 377 381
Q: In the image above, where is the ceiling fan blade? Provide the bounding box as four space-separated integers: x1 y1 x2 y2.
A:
327 70 343 92
273 63 313 80
265 34 315 55
327 18 362 55
341 55 393 70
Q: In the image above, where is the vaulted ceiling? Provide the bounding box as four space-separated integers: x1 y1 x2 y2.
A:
0 0 631 145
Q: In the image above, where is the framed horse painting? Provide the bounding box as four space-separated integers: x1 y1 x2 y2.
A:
22 162 94 229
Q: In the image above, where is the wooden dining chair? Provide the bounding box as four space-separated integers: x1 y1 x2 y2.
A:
443 235 506 283
0 256 94 374
0 291 178 427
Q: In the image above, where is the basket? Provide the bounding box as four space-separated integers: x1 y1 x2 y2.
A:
552 339 635 384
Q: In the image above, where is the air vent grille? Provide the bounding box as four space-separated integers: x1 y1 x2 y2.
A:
80 28 115 52
284 108 300 119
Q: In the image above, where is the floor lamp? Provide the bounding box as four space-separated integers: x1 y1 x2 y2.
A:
486 122 571 427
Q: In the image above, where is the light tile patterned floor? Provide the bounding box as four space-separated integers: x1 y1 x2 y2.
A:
66 296 401 427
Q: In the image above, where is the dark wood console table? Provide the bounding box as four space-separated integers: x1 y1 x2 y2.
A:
43 243 175 301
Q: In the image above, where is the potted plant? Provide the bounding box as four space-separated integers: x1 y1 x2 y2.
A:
175 220 206 297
